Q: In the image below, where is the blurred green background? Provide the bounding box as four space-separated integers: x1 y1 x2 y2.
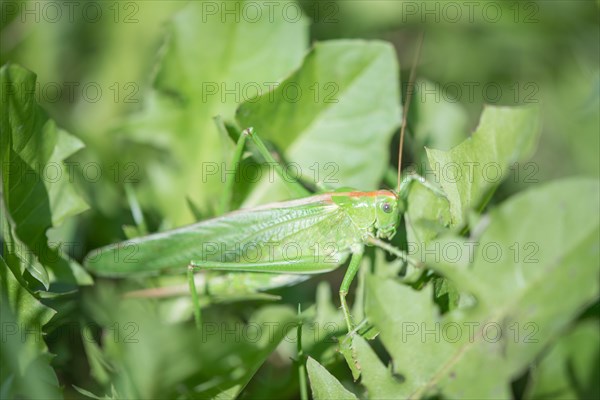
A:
1 0 598 399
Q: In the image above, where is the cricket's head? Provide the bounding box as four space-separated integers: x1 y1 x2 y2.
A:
374 191 400 240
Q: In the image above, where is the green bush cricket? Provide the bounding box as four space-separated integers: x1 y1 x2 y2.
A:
83 35 436 334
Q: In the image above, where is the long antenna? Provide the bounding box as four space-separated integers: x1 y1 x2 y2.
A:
397 31 424 191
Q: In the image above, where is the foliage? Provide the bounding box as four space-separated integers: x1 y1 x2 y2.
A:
1 1 598 399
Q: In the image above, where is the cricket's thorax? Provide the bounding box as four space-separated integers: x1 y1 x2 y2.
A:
331 190 400 240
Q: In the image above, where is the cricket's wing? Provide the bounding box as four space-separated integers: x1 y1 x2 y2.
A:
84 196 359 277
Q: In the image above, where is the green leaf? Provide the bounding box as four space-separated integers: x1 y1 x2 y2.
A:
307 356 358 400
526 319 600 399
432 275 460 314
366 277 451 398
426 105 540 227
296 282 345 363
236 40 401 199
352 335 404 398
366 177 599 398
0 258 61 399
119 0 308 225
72 385 116 400
405 180 451 246
80 324 113 385
1 64 90 286
339 336 361 382
85 282 298 400
409 79 469 165
2 202 50 288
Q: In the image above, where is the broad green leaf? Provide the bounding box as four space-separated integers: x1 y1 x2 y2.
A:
352 335 404 398
409 79 469 167
398 180 454 310
236 40 401 198
307 356 358 400
405 180 451 248
366 278 454 398
526 319 600 399
1 64 90 286
119 0 308 225
1 199 49 289
367 177 599 398
68 2 183 138
426 105 540 227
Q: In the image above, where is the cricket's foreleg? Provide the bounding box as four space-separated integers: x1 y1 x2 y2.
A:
367 237 423 269
399 172 446 199
339 246 364 333
244 128 311 198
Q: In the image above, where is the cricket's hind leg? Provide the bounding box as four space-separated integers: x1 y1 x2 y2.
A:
187 258 334 331
243 128 311 197
216 121 312 215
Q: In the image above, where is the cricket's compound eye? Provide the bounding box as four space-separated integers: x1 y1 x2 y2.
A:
381 202 392 213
